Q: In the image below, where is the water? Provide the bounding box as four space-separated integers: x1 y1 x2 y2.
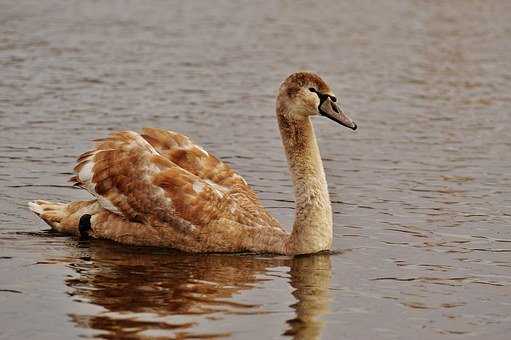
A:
1 0 511 339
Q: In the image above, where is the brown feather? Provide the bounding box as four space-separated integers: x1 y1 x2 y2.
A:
69 129 281 237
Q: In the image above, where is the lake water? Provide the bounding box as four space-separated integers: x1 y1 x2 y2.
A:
1 0 510 339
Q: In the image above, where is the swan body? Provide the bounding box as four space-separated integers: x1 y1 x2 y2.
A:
29 72 356 255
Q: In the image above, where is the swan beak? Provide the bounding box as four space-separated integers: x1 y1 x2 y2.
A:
319 98 357 130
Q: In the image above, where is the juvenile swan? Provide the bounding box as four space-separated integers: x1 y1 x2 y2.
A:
29 72 357 255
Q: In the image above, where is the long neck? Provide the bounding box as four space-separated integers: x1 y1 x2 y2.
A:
277 112 333 254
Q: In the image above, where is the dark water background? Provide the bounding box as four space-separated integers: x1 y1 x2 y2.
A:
1 0 511 339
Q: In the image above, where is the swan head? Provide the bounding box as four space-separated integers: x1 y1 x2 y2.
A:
277 72 357 130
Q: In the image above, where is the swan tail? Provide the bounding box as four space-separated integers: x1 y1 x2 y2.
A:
28 199 100 235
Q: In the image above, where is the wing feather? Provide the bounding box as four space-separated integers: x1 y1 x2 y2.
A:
71 129 282 232
140 128 281 230
141 128 248 189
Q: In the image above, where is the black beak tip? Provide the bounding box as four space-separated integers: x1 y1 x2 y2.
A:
351 122 358 130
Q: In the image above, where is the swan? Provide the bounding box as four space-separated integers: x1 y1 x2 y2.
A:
28 72 357 255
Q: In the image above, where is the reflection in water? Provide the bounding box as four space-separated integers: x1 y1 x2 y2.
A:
59 241 332 339
284 255 331 340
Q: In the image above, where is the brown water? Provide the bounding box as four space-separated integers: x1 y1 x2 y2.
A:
1 0 511 339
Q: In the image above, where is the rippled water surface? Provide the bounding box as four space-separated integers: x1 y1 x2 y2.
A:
1 0 511 339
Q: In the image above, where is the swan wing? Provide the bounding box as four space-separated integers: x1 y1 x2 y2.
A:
140 128 282 230
140 127 248 189
70 130 281 231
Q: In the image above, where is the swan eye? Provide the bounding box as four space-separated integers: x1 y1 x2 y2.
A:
309 87 318 93
330 96 337 102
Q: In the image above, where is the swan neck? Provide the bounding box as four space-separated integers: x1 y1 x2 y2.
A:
277 113 333 254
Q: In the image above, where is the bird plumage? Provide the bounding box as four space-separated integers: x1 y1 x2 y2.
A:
29 72 356 255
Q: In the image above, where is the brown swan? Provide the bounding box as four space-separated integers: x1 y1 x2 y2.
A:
28 72 357 255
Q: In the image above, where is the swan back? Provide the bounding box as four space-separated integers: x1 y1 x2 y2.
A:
70 130 282 234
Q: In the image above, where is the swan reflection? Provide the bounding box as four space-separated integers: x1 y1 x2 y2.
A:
60 242 332 339
285 254 332 340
